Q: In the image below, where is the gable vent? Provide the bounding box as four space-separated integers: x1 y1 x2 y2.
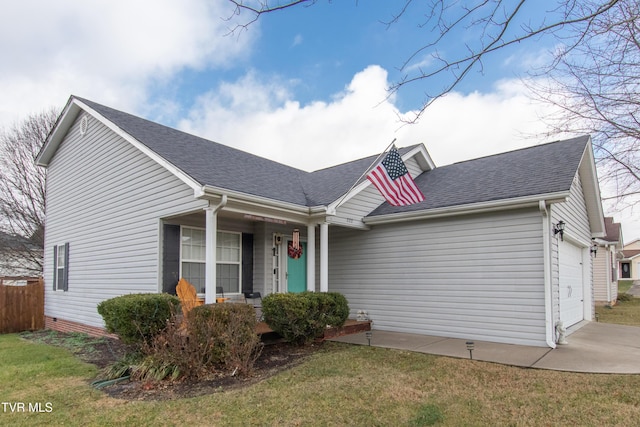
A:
80 115 89 136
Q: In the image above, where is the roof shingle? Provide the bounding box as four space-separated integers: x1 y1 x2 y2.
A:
77 97 590 213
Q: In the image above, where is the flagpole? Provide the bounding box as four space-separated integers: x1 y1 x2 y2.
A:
331 138 397 212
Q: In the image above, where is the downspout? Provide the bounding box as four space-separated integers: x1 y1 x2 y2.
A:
205 195 228 304
606 244 611 304
540 201 557 349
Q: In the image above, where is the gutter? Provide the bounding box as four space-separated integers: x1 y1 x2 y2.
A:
539 200 557 349
196 185 311 216
365 192 570 226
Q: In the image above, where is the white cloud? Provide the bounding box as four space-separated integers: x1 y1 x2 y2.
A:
0 0 251 126
179 68 640 237
179 65 557 171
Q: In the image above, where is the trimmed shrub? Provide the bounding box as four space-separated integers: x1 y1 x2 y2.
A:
97 293 179 346
139 302 262 379
187 303 262 374
262 292 349 345
317 292 350 327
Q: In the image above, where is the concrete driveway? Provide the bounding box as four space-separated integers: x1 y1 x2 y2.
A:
330 322 640 374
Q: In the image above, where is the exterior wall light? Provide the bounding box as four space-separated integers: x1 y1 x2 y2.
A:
591 239 598 257
553 220 566 241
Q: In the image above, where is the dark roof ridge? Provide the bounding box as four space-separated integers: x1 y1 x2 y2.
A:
309 144 422 174
449 135 590 167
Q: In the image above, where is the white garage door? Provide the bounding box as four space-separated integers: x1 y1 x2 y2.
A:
559 241 584 327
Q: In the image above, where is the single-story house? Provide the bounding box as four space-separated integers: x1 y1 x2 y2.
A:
593 217 623 305
36 96 606 346
620 239 640 281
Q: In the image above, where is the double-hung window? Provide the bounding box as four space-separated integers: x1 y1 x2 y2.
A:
53 243 69 291
181 227 206 293
180 227 241 294
216 231 241 294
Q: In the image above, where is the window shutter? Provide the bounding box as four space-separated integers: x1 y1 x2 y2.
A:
53 245 58 290
242 233 253 293
63 242 70 291
162 224 181 295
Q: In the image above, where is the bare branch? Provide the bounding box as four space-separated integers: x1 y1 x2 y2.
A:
0 108 58 275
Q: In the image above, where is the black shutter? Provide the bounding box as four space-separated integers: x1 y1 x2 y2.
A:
52 245 58 290
242 233 253 293
62 242 69 291
162 224 181 295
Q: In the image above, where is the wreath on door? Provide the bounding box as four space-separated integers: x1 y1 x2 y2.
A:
288 241 303 259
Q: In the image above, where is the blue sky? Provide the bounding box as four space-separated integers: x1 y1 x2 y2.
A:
1 0 637 238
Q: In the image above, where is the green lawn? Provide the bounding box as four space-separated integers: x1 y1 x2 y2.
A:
596 286 640 326
618 280 634 294
3 325 640 426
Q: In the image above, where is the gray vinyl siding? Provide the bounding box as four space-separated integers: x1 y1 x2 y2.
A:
43 113 207 328
549 171 593 323
329 208 548 347
593 249 610 303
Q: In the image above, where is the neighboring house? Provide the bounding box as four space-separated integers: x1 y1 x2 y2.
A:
36 96 606 346
0 231 43 277
620 239 640 281
593 217 623 305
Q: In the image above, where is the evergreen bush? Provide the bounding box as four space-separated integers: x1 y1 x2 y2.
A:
96 293 179 346
262 292 349 345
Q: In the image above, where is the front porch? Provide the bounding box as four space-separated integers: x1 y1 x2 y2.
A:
161 201 335 303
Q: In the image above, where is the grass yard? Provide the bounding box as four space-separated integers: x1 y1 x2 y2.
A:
596 287 640 326
618 280 634 294
3 324 640 426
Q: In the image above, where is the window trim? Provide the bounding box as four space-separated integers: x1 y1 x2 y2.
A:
179 226 242 294
53 242 69 292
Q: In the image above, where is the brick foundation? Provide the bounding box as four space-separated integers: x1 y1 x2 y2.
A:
45 316 117 339
323 319 372 339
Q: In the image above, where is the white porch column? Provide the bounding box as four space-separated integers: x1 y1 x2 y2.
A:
204 196 227 304
320 222 329 292
306 224 316 291
204 206 217 304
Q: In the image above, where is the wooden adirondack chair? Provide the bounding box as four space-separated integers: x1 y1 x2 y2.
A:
176 278 204 317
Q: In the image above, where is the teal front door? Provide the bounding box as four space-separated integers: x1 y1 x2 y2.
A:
287 241 306 293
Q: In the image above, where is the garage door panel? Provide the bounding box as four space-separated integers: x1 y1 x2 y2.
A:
559 241 584 327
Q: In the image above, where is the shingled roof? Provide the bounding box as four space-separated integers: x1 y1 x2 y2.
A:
369 135 590 216
603 217 622 243
76 97 417 207
46 97 592 216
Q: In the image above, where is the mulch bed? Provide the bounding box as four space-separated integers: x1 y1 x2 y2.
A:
20 330 323 401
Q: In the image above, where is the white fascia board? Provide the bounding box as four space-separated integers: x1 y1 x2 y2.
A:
198 185 312 222
76 99 203 193
35 97 78 166
579 138 606 237
38 97 202 193
326 215 370 230
407 144 437 170
364 192 570 225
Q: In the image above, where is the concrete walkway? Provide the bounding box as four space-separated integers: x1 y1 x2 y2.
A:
626 280 640 296
330 322 640 374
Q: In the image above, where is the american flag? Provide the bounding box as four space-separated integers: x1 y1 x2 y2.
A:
366 147 425 206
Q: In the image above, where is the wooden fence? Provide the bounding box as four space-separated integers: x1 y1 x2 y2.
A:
0 277 44 333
